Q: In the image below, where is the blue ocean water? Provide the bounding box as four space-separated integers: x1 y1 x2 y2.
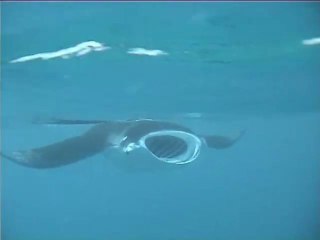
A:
1 2 320 240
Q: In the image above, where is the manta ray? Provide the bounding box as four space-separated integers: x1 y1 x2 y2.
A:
1 118 244 169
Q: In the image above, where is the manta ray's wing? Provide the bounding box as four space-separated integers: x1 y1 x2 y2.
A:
1 123 118 169
201 130 245 149
32 117 109 125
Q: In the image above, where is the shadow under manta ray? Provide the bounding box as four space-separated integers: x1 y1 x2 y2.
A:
1 118 245 169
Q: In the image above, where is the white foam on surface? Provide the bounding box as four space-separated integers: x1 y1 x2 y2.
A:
10 41 110 63
302 37 320 46
127 48 168 56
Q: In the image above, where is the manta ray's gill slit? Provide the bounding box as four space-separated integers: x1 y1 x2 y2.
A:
145 136 188 158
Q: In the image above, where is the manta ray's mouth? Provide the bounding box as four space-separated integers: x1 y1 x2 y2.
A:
139 130 202 164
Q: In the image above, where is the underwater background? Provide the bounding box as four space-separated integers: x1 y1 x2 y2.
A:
1 2 320 240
